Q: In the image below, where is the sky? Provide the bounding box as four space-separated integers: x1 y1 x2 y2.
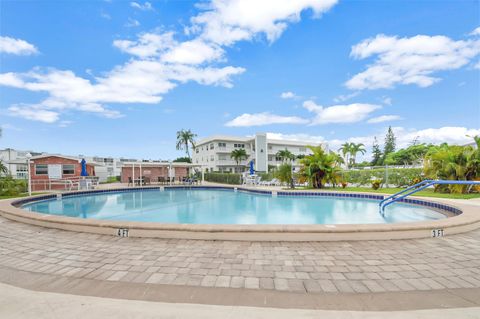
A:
0 0 479 161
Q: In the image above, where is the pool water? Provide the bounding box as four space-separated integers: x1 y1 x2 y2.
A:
22 189 446 225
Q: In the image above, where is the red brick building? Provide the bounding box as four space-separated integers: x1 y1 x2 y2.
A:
120 162 199 184
29 155 96 191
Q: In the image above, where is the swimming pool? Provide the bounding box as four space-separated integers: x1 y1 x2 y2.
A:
21 188 447 225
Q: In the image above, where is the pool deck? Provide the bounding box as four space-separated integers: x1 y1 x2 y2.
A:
1 185 480 315
1 210 480 312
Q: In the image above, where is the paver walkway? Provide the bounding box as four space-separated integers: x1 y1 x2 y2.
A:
1 215 480 294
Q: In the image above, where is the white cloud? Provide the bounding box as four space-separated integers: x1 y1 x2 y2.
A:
381 96 392 105
273 126 480 161
191 0 338 45
470 27 480 36
225 112 308 127
130 1 152 10
303 100 381 125
0 36 38 55
266 132 326 144
346 33 480 90
100 12 111 20
367 115 402 124
125 18 140 27
394 126 480 148
8 105 59 123
161 39 225 65
1 60 244 122
280 91 296 99
1 0 338 123
113 32 176 58
333 91 359 103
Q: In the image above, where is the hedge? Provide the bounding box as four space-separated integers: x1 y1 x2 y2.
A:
204 172 242 185
342 168 423 187
0 177 27 196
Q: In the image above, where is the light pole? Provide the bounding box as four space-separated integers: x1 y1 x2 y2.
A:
26 153 32 196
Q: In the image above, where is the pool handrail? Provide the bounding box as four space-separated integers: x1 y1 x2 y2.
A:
379 180 480 213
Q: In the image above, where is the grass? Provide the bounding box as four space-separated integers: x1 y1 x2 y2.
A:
290 187 480 199
0 192 47 200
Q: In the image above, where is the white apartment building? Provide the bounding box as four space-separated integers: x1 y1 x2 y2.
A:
0 148 43 179
192 133 328 173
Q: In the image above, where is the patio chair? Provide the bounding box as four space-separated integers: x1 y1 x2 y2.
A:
158 176 166 184
128 177 133 187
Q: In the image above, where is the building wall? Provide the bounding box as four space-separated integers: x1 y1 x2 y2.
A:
193 134 325 173
121 166 189 183
29 156 95 191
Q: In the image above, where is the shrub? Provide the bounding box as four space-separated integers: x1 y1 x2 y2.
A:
204 172 242 185
371 179 382 190
0 177 27 196
343 168 423 188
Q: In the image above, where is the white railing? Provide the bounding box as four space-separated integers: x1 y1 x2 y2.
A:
31 177 100 191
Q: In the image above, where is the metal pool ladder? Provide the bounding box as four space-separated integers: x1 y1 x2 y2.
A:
379 180 480 214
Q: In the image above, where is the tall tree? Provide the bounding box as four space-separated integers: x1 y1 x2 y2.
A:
338 142 352 168
383 126 396 163
176 129 196 159
349 143 366 167
276 149 295 163
371 137 382 166
230 149 248 172
299 146 342 189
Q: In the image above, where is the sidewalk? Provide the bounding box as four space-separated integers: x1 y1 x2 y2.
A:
1 282 479 319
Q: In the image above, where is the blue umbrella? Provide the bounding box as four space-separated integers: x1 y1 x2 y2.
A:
80 159 88 176
249 160 255 175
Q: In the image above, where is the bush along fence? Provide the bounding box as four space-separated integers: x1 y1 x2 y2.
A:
342 167 423 188
0 177 28 196
204 172 242 185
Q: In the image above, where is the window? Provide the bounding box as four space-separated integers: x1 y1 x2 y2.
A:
35 164 48 175
234 143 245 148
275 156 282 161
196 148 199 153
210 143 214 150
16 164 28 179
218 142 226 148
299 147 306 152
62 164 75 175
268 145 272 150
210 155 214 161
218 154 227 161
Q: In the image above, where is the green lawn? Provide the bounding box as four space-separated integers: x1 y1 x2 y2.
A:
0 192 46 200
290 187 480 199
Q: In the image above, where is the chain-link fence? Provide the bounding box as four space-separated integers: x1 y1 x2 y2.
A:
342 165 424 188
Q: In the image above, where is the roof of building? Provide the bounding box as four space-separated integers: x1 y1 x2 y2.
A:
195 134 324 147
30 154 104 166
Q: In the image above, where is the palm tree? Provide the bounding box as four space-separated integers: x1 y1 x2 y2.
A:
338 142 352 168
423 138 480 193
0 162 7 176
349 143 366 167
276 149 295 163
230 149 248 173
299 146 342 188
176 129 197 159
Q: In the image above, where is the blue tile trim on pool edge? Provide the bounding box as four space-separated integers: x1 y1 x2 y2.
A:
11 185 462 216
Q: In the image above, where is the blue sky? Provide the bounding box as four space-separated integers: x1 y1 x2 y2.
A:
0 0 479 160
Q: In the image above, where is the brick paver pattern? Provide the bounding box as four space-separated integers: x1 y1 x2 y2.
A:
1 216 480 294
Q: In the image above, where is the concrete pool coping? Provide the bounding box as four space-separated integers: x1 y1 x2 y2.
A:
1 185 479 241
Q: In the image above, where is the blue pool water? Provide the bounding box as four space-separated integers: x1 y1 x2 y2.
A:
22 189 446 225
